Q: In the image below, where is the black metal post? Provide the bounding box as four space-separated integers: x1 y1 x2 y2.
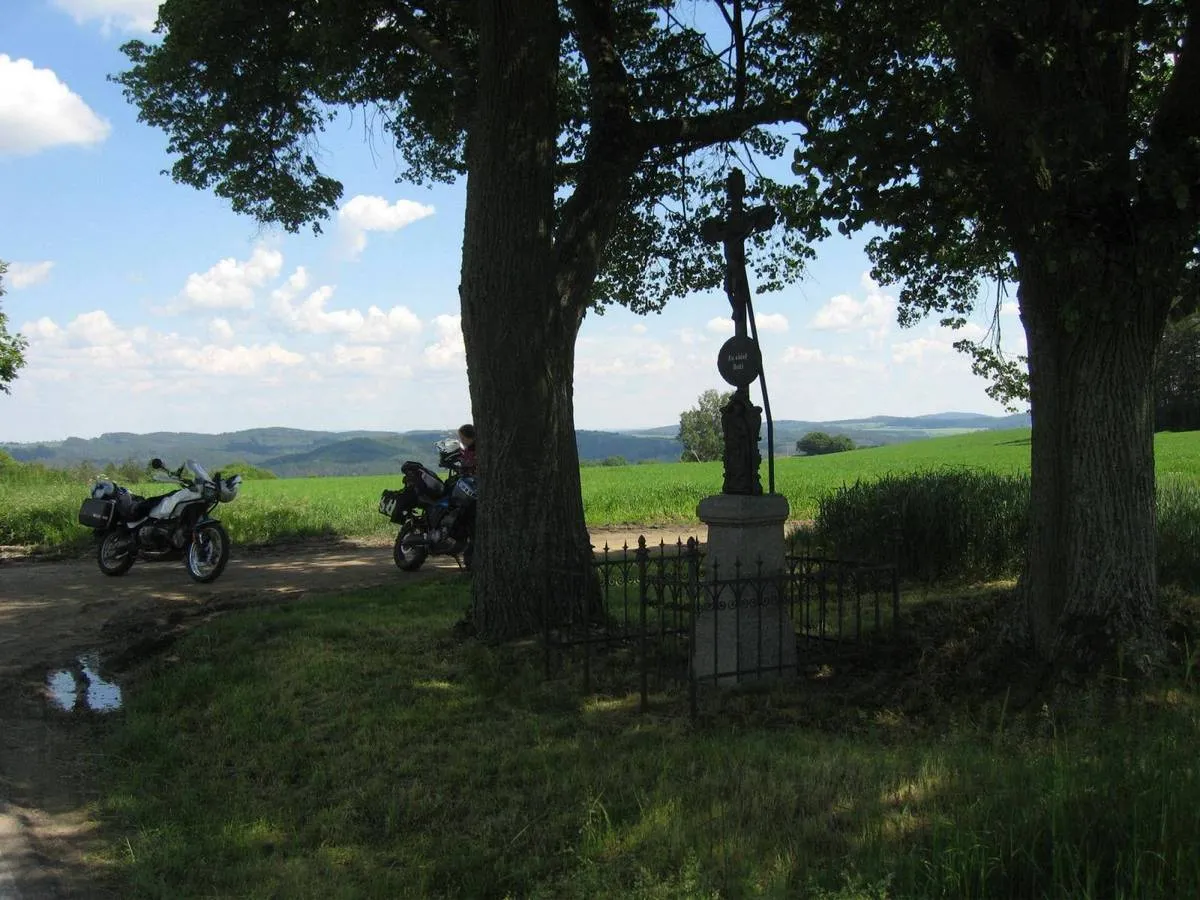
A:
745 295 775 495
637 536 649 712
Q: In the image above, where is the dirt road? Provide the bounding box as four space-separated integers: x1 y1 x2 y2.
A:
0 525 709 897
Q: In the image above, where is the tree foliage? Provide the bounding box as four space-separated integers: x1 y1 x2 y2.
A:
1156 312 1200 432
115 1 825 316
796 431 855 455
792 0 1198 338
678 389 731 462
0 261 29 395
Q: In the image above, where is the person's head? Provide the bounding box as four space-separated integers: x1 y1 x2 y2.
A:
457 424 475 447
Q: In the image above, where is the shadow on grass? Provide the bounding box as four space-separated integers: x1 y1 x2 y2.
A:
93 582 1200 899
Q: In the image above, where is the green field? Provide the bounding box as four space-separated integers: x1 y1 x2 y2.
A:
4 428 1199 550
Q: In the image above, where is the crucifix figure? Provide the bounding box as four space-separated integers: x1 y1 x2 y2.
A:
700 168 778 496
700 168 777 340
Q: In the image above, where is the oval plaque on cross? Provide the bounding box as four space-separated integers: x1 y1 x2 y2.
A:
717 335 761 387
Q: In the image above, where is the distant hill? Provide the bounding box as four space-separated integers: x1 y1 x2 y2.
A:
1 412 1032 477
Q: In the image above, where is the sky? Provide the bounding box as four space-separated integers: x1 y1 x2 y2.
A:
0 0 1028 444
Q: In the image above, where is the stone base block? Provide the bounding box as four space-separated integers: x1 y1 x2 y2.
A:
692 493 797 684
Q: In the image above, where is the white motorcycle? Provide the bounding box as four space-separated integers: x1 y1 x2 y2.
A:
78 458 242 583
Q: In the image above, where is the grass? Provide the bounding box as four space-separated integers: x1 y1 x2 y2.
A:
92 580 1200 899
4 428 1200 550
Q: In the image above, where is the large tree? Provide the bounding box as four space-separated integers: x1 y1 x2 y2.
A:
117 1 820 637
791 0 1200 670
678 389 731 461
0 261 29 394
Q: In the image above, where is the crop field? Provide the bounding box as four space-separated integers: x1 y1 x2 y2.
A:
3 428 1199 550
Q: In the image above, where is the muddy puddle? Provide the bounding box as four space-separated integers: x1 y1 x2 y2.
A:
46 651 123 712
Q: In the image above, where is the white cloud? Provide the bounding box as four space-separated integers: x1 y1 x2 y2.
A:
337 194 436 258
631 323 648 335
707 312 786 337
182 343 304 377
811 273 895 332
22 308 304 379
781 346 867 368
355 306 422 343
754 312 789 333
269 268 422 342
65 310 127 347
1000 301 1020 317
271 266 311 302
22 317 62 341
209 318 235 344
6 261 55 289
891 337 952 364
272 284 358 333
892 323 986 364
577 343 674 378
325 344 386 372
51 0 159 33
0 56 111 156
423 315 465 369
178 245 283 311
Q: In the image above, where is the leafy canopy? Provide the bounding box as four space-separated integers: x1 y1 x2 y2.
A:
679 388 731 462
796 431 855 455
791 0 1200 363
0 261 29 395
115 1 828 316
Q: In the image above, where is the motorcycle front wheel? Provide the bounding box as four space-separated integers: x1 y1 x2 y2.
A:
394 521 428 572
97 529 135 576
186 521 231 583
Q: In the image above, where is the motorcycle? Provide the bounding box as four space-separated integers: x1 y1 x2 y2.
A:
379 438 477 571
77 458 243 583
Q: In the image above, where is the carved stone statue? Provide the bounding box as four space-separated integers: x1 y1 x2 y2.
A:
721 387 763 495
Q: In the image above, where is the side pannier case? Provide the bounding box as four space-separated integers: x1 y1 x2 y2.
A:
78 498 115 529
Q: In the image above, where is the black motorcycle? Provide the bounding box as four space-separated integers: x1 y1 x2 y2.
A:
78 458 243 583
379 438 477 571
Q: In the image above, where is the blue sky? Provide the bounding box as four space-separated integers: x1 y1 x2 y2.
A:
0 0 1026 443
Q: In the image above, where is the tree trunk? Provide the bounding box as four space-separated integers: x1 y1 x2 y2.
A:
459 0 595 640
1020 265 1166 675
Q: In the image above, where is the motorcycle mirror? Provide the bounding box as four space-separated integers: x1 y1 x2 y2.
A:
150 458 164 470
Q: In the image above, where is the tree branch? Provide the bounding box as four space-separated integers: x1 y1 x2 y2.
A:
729 0 747 111
389 2 476 122
555 0 641 313
632 96 811 153
565 0 631 118
1147 0 1200 173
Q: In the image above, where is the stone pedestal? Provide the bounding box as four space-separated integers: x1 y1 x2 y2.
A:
692 493 797 684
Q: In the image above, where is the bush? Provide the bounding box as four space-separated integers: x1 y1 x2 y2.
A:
796 431 856 455
0 451 75 486
1158 475 1200 589
814 468 1200 587
814 469 1031 582
216 459 277 480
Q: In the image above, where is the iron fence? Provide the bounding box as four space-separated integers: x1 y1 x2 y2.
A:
545 535 901 718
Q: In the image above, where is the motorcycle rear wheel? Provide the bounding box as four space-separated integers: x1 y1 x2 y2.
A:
186 522 231 583
394 521 428 572
98 530 135 576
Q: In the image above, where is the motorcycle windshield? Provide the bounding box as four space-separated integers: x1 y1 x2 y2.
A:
187 459 211 483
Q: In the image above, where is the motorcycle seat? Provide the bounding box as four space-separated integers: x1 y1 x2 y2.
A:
127 496 162 520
